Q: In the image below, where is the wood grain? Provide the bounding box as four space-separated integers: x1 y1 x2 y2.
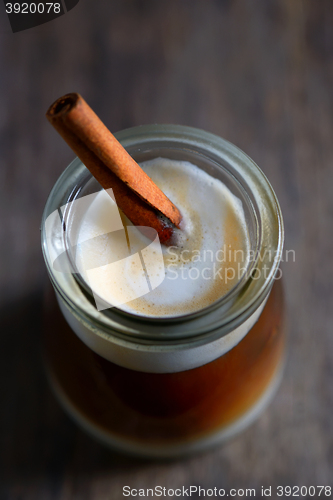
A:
0 0 333 498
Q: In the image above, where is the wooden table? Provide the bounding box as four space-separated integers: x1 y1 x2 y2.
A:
0 0 332 498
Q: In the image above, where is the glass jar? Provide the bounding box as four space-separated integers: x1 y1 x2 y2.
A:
41 125 285 458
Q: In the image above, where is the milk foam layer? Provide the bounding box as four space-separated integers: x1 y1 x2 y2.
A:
75 158 250 317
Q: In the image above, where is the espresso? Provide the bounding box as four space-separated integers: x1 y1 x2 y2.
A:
75 158 250 317
44 280 285 454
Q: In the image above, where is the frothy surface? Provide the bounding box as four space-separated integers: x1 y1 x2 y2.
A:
75 158 249 317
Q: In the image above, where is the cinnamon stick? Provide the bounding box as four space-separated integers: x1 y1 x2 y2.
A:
46 93 182 244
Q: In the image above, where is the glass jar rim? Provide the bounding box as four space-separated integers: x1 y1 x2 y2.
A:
41 124 284 346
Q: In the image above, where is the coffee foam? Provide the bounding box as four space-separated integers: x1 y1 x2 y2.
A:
75 158 250 317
